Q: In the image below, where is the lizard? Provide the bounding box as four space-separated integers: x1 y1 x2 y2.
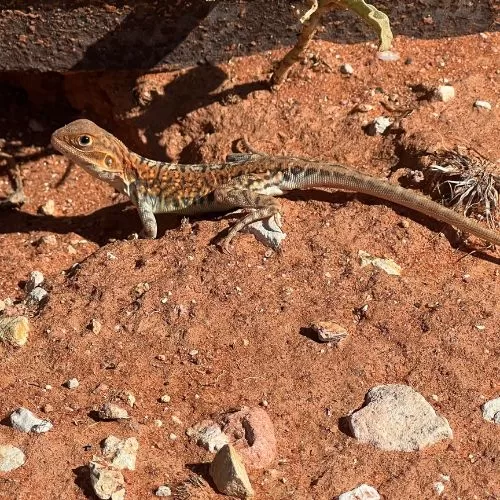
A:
50 119 500 253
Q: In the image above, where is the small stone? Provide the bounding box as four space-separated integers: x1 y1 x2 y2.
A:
42 404 53 413
481 397 500 424
24 271 44 293
10 407 53 433
171 415 182 425
377 51 400 62
310 321 348 345
337 483 380 500
102 436 139 471
434 85 455 102
155 485 172 497
0 299 5 312
210 444 254 499
134 282 150 297
38 199 55 216
433 482 445 496
153 419 163 427
156 354 167 361
340 63 354 75
366 116 392 136
118 391 136 408
0 316 30 346
89 459 126 500
88 318 102 334
97 403 129 421
353 103 373 113
26 287 49 307
38 234 57 246
244 216 287 249
159 394 171 403
186 420 229 453
474 100 492 110
348 384 453 451
64 378 80 389
169 433 177 441
67 244 77 254
0 444 26 472
359 250 402 276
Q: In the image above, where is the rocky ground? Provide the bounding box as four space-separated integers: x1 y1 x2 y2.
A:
0 2 499 499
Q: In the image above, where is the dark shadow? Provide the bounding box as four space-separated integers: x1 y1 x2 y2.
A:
72 465 96 500
185 462 216 489
338 415 355 438
131 64 269 160
299 326 322 343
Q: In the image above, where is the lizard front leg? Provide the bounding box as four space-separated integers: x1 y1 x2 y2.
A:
136 197 157 239
213 186 282 253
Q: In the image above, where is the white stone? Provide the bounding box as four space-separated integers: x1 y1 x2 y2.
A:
435 85 455 102
64 378 80 389
433 482 445 496
366 116 392 136
10 407 53 433
89 460 125 500
359 250 402 276
102 436 139 471
474 100 492 110
186 421 229 453
26 287 49 306
0 444 26 472
155 485 172 497
340 63 354 75
337 483 380 500
97 403 129 420
24 271 44 293
348 384 453 451
481 397 500 424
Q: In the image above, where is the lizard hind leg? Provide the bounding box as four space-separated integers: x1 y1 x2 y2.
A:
214 187 282 253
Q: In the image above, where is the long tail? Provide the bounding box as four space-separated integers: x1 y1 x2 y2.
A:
286 162 500 246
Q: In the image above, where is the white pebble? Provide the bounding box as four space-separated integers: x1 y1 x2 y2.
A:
474 100 492 110
155 485 172 497
340 63 354 75
434 85 455 102
64 378 79 389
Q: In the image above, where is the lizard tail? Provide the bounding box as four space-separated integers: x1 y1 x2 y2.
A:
291 164 500 246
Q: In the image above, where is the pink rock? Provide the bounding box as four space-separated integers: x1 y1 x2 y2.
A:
220 406 277 469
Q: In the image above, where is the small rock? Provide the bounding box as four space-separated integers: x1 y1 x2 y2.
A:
37 234 57 246
42 404 54 413
481 397 500 424
159 394 171 403
221 406 277 469
118 391 136 408
337 483 380 500
153 419 163 427
64 378 79 389
352 103 373 113
0 299 5 312
10 407 53 433
340 63 354 75
366 116 392 136
101 436 139 471
347 384 453 451
26 287 49 307
244 215 286 249
0 444 26 472
210 444 254 499
433 482 445 496
359 250 402 276
310 321 348 345
0 316 29 346
134 282 150 297
155 485 172 497
24 271 44 293
171 415 182 425
89 459 126 500
97 403 129 421
38 199 55 216
88 318 102 334
186 420 229 453
169 433 177 441
474 100 492 110
434 85 455 102
377 51 400 62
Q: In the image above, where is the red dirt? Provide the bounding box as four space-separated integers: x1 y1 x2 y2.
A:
1 18 499 500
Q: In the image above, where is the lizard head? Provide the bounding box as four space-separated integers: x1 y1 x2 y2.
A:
51 119 129 186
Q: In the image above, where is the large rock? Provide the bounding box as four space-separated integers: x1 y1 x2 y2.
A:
210 444 254 499
9 407 53 434
0 445 26 472
348 384 453 451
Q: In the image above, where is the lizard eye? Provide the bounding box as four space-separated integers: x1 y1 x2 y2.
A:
78 135 92 146
105 155 113 167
